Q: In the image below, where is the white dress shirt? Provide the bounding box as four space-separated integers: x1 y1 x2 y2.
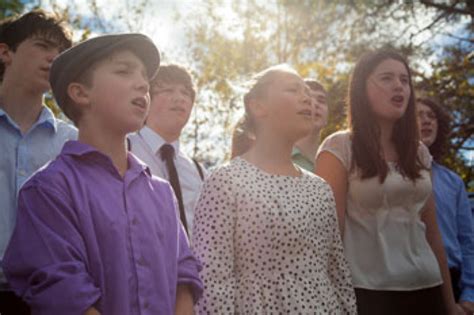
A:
128 126 205 238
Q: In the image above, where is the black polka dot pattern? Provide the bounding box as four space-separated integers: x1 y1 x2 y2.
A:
192 157 357 314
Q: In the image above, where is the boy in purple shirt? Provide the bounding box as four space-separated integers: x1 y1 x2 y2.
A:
2 34 203 315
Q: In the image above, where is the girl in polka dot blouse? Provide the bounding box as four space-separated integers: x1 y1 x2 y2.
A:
192 65 357 314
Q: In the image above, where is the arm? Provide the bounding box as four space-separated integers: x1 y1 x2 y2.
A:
191 169 237 314
315 151 348 237
175 207 203 304
323 184 357 314
175 284 194 315
422 195 461 315
2 183 101 314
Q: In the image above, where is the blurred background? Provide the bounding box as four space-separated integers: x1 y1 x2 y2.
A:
3 0 472 187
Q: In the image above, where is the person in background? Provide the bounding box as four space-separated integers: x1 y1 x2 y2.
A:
129 64 205 238
2 33 202 315
315 49 460 315
417 96 474 315
292 79 328 172
0 10 75 315
193 64 357 314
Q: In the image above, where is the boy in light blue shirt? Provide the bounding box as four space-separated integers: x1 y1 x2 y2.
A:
0 9 76 314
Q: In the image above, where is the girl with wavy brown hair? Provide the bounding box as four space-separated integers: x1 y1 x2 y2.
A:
315 50 460 315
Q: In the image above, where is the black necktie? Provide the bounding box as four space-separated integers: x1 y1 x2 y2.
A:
160 144 188 235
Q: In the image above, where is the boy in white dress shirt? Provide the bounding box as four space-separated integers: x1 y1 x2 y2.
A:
129 64 204 237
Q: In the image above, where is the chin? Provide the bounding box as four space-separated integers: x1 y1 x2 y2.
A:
124 120 145 133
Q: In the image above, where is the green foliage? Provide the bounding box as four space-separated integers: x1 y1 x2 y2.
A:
416 44 473 185
179 0 472 185
0 0 24 19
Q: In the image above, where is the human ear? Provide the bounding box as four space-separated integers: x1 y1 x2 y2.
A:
0 43 12 65
67 82 91 107
248 97 268 119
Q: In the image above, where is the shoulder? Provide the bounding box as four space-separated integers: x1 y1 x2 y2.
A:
323 130 351 142
317 130 352 169
319 130 351 152
148 174 176 199
433 163 464 187
177 148 196 166
203 159 245 187
417 142 433 169
55 118 78 139
21 154 71 196
302 170 333 190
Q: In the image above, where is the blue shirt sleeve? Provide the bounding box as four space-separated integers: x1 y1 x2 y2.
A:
456 179 474 302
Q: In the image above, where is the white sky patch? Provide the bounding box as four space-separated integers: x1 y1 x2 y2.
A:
32 0 202 63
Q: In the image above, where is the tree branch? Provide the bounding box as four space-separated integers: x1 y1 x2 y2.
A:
420 0 474 17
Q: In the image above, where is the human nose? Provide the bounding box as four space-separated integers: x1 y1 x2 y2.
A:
46 47 60 63
302 92 311 108
135 73 149 93
418 113 431 125
393 77 405 91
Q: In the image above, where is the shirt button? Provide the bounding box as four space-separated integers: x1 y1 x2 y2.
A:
143 301 149 309
137 257 146 266
131 218 138 225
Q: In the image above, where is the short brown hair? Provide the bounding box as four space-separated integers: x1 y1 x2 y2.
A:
0 9 72 80
151 64 196 102
304 79 326 94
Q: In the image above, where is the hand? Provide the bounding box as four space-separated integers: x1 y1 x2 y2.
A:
175 285 194 315
84 307 101 315
460 301 474 315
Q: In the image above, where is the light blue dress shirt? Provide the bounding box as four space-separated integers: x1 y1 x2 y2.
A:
433 162 474 302
0 106 77 287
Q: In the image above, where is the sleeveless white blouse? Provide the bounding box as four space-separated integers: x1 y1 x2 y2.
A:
317 130 442 290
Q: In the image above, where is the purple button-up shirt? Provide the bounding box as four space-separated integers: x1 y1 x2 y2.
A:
2 141 203 315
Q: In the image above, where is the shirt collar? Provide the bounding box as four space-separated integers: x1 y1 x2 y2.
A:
139 126 180 155
0 105 58 132
62 140 152 178
36 106 58 132
291 146 302 157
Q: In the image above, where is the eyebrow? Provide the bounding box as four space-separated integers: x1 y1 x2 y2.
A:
377 71 409 78
33 38 58 47
114 59 139 67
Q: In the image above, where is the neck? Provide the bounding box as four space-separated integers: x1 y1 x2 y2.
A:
294 129 321 162
242 129 299 176
147 123 180 143
0 79 44 133
378 120 394 146
378 119 398 161
78 124 128 177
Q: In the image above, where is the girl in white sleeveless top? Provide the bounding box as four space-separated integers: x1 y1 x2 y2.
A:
315 50 460 315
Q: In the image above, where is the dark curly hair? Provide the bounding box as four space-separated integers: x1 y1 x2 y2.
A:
417 97 451 162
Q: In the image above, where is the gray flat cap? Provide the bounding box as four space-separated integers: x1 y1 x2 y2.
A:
50 33 160 108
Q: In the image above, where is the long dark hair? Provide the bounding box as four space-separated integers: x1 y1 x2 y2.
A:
348 49 422 182
417 97 451 162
